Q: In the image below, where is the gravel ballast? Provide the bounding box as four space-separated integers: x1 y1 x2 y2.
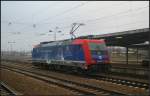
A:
1 69 76 95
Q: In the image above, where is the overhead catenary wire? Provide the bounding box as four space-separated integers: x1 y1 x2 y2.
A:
2 2 149 51
1 2 131 26
3 2 88 24
47 20 147 36
79 5 149 24
1 21 34 25
29 1 146 29
95 20 148 29
37 1 130 25
80 6 149 28
3 3 149 36
31 2 61 25
36 1 90 25
19 2 133 32
33 5 149 33
2 2 57 7
1 2 59 25
3 2 90 34
7 18 147 37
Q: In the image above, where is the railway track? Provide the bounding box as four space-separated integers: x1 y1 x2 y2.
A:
89 74 149 90
2 65 128 96
2 60 149 90
0 82 22 96
1 60 149 95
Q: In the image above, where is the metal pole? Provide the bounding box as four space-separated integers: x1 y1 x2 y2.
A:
8 42 15 55
137 48 138 64
54 30 56 41
10 44 12 55
126 47 128 65
54 27 58 41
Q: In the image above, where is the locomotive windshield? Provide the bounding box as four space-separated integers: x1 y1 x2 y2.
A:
89 43 106 50
89 42 107 56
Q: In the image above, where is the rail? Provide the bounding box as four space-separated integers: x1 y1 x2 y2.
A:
0 82 22 96
1 65 129 96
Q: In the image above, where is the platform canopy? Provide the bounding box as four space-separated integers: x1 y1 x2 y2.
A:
127 42 149 48
78 28 149 47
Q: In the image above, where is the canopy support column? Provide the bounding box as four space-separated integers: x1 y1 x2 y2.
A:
137 48 139 64
126 47 128 65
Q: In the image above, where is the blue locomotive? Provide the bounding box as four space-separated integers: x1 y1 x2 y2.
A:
32 39 110 73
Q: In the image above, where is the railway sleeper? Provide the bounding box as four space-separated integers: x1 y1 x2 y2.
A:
2 65 127 96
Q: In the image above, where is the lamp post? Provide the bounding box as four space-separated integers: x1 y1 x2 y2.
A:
49 27 61 41
8 41 16 55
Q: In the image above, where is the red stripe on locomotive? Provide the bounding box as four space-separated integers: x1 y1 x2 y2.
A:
72 39 107 66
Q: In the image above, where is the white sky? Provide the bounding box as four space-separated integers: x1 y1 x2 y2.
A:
1 1 149 51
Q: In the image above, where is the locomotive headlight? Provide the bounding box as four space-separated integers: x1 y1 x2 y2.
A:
98 56 102 59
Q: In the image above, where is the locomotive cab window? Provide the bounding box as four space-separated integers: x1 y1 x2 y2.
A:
89 43 106 50
89 42 107 56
